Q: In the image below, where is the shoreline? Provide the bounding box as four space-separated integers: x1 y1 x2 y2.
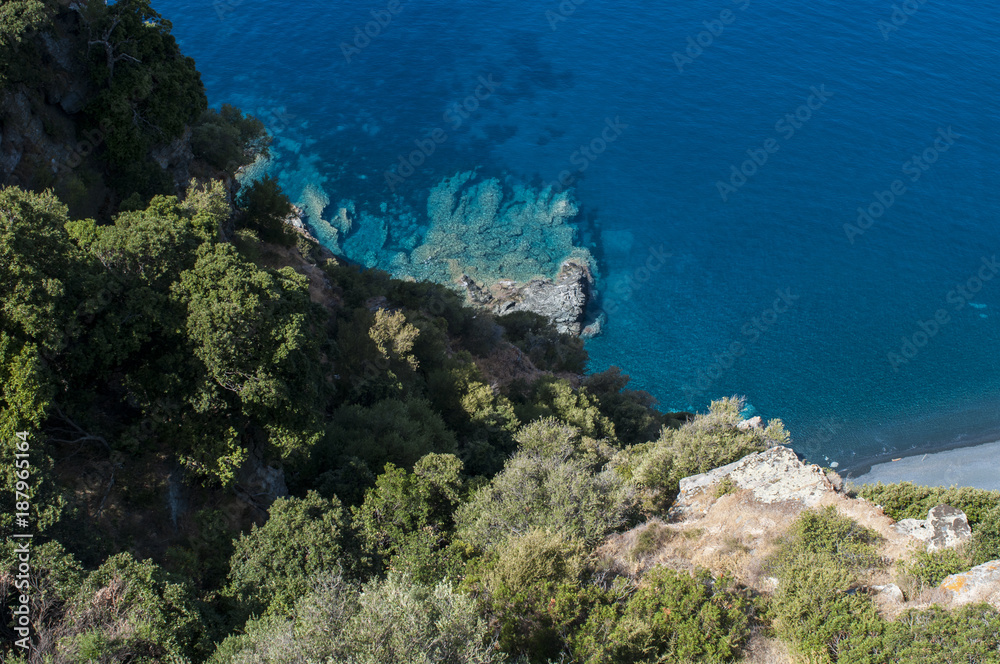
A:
838 420 1000 478
843 437 1000 491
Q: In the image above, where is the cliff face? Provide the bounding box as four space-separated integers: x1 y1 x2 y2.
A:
0 1 210 217
0 8 100 204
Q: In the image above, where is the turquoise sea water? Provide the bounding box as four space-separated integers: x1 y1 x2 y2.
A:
155 0 1000 472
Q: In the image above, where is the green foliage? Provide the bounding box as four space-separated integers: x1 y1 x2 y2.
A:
370 307 420 371
456 419 635 551
63 552 206 662
0 0 54 87
425 360 520 477
903 548 970 589
470 529 592 661
0 187 84 355
235 174 294 245
623 397 787 513
856 481 1000 527
573 567 751 664
192 104 270 171
514 376 616 441
972 503 1000 564
582 367 667 445
498 310 588 373
227 491 349 617
766 508 887 663
715 476 738 498
172 242 326 473
879 604 1000 664
212 572 497 664
80 0 206 196
352 454 468 582
321 397 458 477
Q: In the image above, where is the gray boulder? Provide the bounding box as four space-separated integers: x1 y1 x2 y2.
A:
940 559 1000 608
893 504 972 552
466 259 592 335
671 446 839 519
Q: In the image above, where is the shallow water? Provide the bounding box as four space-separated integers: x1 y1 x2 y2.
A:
156 0 1000 468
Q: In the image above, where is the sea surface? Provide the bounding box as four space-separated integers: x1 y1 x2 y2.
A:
154 0 1000 472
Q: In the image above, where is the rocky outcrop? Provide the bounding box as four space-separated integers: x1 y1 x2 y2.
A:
234 443 289 513
940 559 1000 608
670 445 840 520
461 259 593 335
893 505 973 552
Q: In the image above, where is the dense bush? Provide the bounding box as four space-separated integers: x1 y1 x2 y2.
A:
191 104 270 172
79 0 207 197
352 453 468 582
469 529 594 661
455 419 635 551
226 491 350 617
572 567 751 664
765 508 887 663
212 573 498 664
857 481 1000 527
497 310 588 373
61 553 206 663
235 175 294 245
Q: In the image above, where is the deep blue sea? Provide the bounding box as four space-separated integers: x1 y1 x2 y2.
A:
155 0 1000 472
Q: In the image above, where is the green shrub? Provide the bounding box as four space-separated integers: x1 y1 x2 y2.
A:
582 367 667 446
765 508 887 663
455 420 635 551
880 604 1000 663
320 398 457 476
227 491 350 617
211 573 497 664
468 529 594 662
572 567 751 664
65 553 206 662
497 310 588 373
236 175 294 245
513 376 616 441
351 454 467 582
857 481 1000 527
192 104 270 171
903 548 971 590
972 503 1000 564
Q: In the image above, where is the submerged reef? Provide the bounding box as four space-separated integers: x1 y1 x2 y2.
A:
289 169 596 333
408 171 592 286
